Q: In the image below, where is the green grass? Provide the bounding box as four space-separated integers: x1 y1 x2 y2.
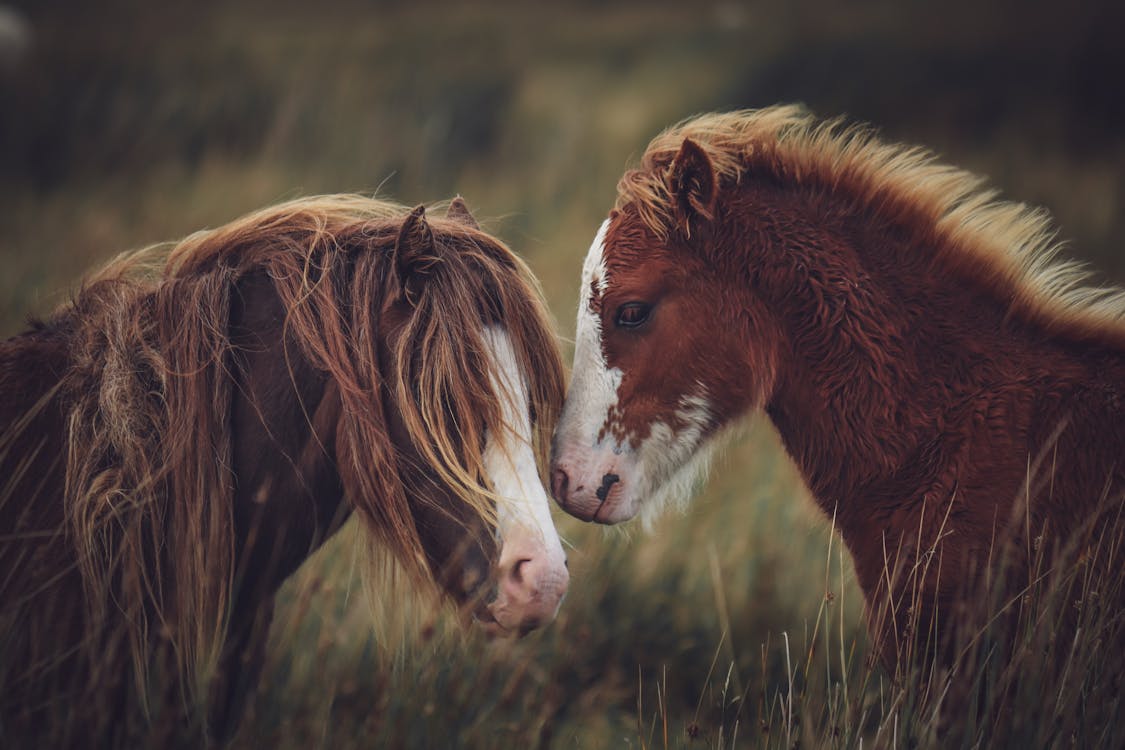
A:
225 421 1125 749
229 422 879 749
3 1 1124 747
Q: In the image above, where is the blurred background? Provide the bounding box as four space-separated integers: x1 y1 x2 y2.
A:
2 1 1122 746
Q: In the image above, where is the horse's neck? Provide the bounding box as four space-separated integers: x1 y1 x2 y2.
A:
0 325 66 415
738 185 1094 521
227 273 350 611
0 326 70 535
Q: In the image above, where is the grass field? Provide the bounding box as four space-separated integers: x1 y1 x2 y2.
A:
3 1 1123 747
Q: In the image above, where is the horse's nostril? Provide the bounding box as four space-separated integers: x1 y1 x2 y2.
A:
509 557 532 584
595 472 620 504
551 468 570 503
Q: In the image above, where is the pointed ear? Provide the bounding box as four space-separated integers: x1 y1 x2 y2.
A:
394 205 440 305
446 196 480 230
668 138 718 235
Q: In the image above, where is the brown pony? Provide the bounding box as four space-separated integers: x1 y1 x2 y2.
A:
550 105 1125 670
0 195 568 745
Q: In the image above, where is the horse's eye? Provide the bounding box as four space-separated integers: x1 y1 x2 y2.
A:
615 302 652 329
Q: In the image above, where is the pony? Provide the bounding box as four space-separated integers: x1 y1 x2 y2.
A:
550 105 1125 671
0 195 569 745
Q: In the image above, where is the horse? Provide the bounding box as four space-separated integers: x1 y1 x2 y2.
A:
0 194 569 746
549 105 1125 672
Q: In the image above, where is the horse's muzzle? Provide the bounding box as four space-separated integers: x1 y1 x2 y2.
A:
483 531 569 635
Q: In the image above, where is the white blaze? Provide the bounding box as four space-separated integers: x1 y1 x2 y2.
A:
553 220 722 527
481 326 568 616
559 219 622 449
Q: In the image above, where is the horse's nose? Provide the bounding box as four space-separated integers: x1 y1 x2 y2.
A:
495 550 569 633
550 467 570 505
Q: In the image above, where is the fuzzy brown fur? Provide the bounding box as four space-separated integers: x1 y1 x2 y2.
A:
0 194 564 744
581 105 1124 670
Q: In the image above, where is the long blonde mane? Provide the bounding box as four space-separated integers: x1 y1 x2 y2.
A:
617 105 1125 342
56 194 564 701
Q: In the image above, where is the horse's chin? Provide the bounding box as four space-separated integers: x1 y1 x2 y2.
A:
475 616 532 639
471 604 512 638
629 438 721 529
479 575 567 637
480 599 548 638
463 592 534 638
589 491 641 525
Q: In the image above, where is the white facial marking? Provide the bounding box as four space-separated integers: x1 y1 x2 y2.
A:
558 219 622 449
481 326 568 623
553 222 726 526
633 390 717 527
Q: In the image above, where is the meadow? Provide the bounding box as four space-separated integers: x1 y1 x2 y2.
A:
2 1 1123 747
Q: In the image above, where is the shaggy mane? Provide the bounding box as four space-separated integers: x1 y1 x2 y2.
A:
48 194 564 701
617 104 1125 343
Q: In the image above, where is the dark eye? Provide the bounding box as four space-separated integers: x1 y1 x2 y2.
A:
615 302 652 329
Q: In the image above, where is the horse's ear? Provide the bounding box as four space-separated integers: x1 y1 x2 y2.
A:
446 196 480 230
394 205 440 305
668 138 718 235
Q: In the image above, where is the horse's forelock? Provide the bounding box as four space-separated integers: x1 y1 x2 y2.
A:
378 221 565 532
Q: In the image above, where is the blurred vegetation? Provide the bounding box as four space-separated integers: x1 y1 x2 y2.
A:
2 0 1123 747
